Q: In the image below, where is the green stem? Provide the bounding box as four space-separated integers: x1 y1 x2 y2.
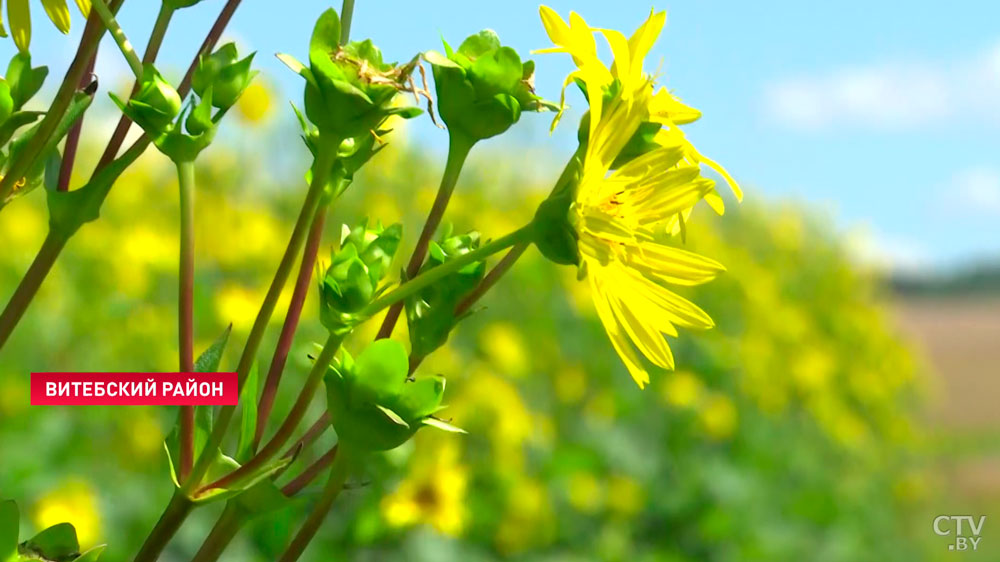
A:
92 0 144 79
278 449 354 562
0 234 68 351
0 1 117 202
197 331 344 496
190 501 245 562
375 132 475 338
364 223 533 319
177 160 197 480
340 0 356 44
133 491 194 562
184 136 339 492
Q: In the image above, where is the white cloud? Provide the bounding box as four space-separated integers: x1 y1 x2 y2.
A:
764 42 1000 130
845 226 933 274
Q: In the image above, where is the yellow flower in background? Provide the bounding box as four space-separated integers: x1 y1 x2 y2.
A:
606 474 644 517
660 369 703 408
33 479 101 547
382 438 468 536
566 472 603 514
698 394 737 440
536 7 741 387
215 284 261 329
480 322 529 377
236 79 274 124
1 0 90 52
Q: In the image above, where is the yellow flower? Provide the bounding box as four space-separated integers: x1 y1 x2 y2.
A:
699 394 737 440
2 0 90 52
236 80 274 124
32 479 101 548
536 7 742 387
381 438 468 536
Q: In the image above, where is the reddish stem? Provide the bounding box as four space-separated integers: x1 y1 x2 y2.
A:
281 445 338 497
55 54 98 192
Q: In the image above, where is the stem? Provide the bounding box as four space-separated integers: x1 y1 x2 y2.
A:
56 53 99 192
340 0 356 44
375 132 474 339
190 502 245 562
133 492 194 562
363 224 533 319
0 234 67 350
177 160 197 480
184 137 340 492
197 332 344 496
91 0 144 79
281 445 338 497
278 449 354 562
0 1 118 202
254 201 330 451
455 242 529 317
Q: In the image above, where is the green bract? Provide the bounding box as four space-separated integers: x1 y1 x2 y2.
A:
319 220 402 333
5 53 47 112
324 339 463 451
406 229 486 359
1 499 106 562
533 155 583 266
109 66 181 137
0 80 12 126
425 30 555 143
278 8 422 141
192 43 257 110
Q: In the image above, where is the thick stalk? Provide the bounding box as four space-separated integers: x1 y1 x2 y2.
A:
95 2 175 170
190 502 245 562
278 449 354 562
184 138 339 492
0 234 67 350
197 332 344 496
254 200 330 451
133 492 194 562
91 0 143 78
177 160 197 480
0 1 120 202
375 132 474 338
363 224 533 319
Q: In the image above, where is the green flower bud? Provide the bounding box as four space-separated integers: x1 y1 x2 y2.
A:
192 43 257 110
325 339 461 451
279 9 422 141
109 65 181 137
319 220 402 333
533 156 583 266
405 229 486 359
5 52 48 111
426 30 555 143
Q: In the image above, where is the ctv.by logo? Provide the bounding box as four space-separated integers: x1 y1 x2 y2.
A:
934 515 986 551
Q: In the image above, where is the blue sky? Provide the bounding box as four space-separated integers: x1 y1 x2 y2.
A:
10 0 1000 271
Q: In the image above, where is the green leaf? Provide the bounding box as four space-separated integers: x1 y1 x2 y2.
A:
194 324 232 372
236 361 259 462
0 500 18 561
351 339 408 403
308 8 341 69
422 417 467 434
470 47 522 97
422 50 460 70
458 30 501 59
185 86 214 136
75 544 107 562
397 376 446 419
42 149 61 192
375 404 409 428
231 480 290 518
194 454 291 504
21 523 79 560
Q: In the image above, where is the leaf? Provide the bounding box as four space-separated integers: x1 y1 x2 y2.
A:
194 324 232 372
75 544 107 562
21 522 79 560
422 417 467 434
375 404 409 428
458 29 501 59
351 339 408 402
236 361 259 462
232 480 291 518
195 454 291 504
0 500 18 561
308 8 341 68
396 376 445 419
422 50 460 70
42 149 61 192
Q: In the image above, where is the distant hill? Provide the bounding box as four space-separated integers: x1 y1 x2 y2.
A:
891 262 1000 297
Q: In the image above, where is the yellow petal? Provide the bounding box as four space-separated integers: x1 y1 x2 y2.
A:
588 269 650 387
42 0 71 34
539 6 571 47
696 152 743 202
0 1 7 38
608 290 675 370
625 242 725 286
650 87 701 125
628 9 666 73
620 267 715 329
7 0 29 52
75 0 90 17
599 28 632 86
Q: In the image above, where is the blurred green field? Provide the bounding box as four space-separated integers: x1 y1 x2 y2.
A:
0 123 986 560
